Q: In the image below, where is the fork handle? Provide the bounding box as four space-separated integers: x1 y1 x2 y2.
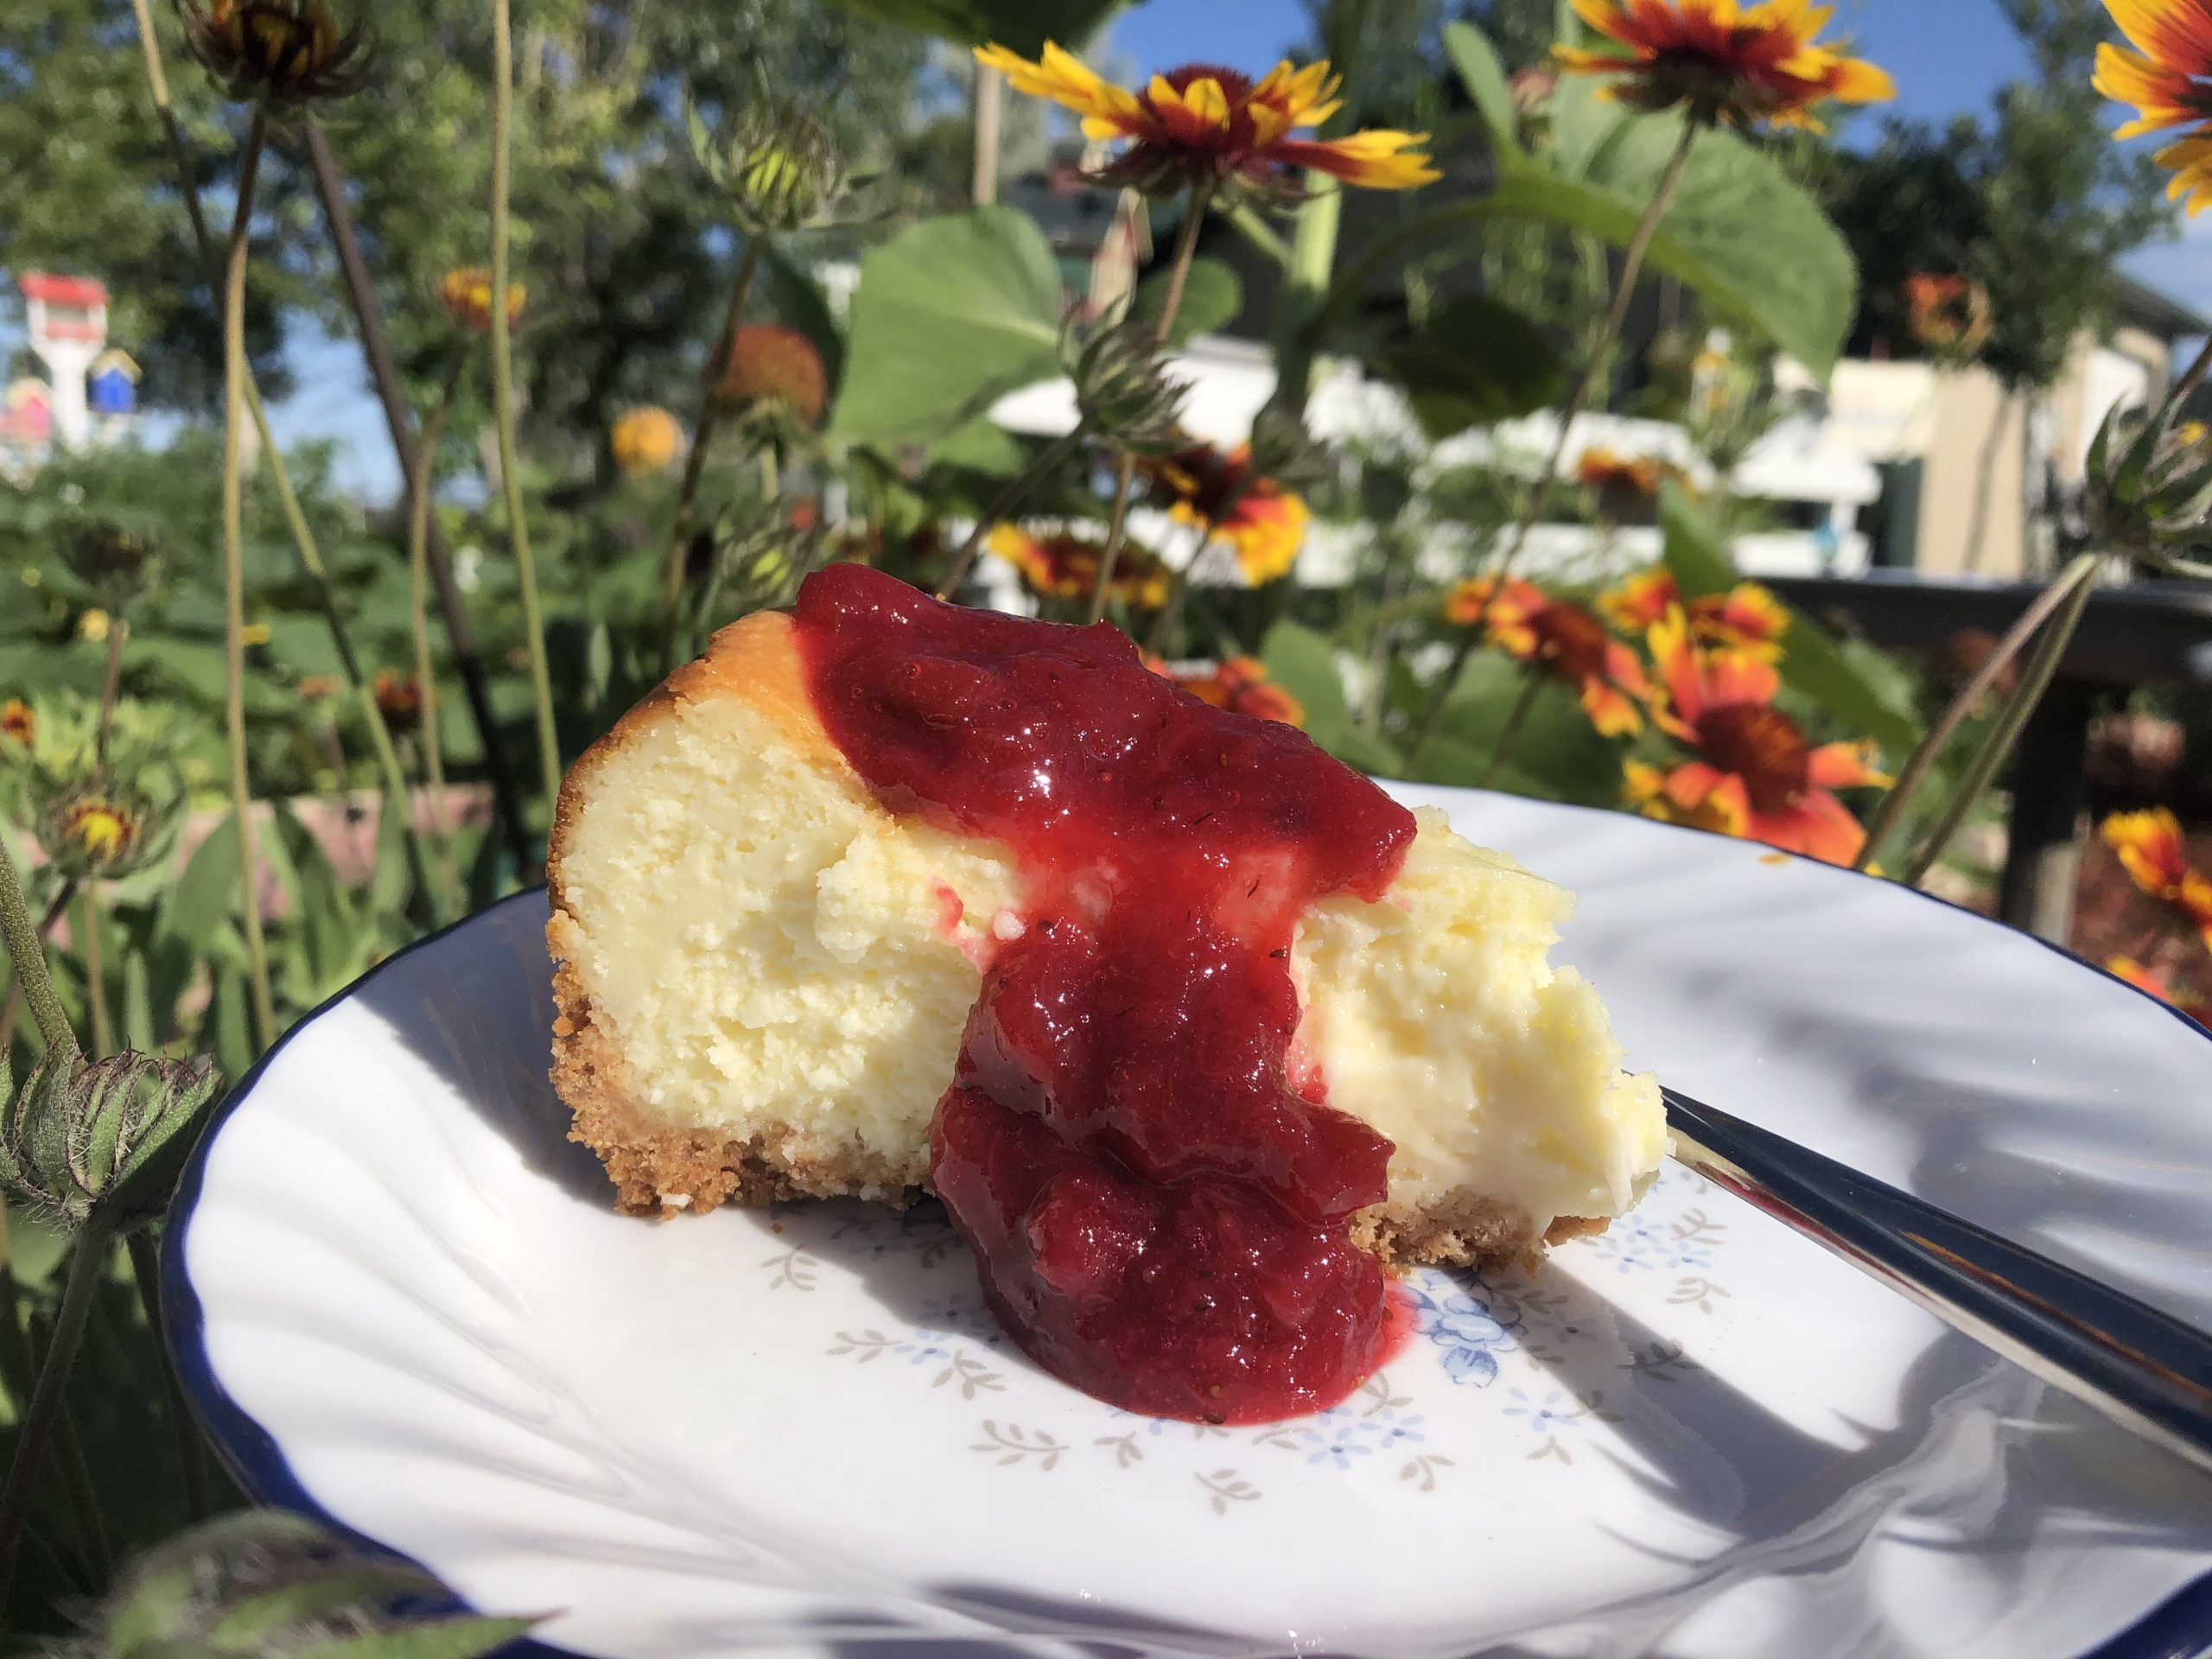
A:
1662 1085 2212 1477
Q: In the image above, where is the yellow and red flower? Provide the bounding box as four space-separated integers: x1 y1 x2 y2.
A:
1 697 31 751
1558 0 1894 130
2101 807 2212 947
716 324 828 425
2094 1 2212 213
296 673 343 702
1634 606 1885 863
987 524 1173 609
1154 656 1306 728
1902 271 1992 356
1575 447 1676 497
1443 575 1651 737
372 669 422 732
2106 956 2211 1026
975 43 1438 196
1146 442 1309 585
440 266 526 333
1599 567 1789 661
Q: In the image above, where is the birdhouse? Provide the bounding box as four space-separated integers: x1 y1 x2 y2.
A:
89 349 140 416
1 378 53 441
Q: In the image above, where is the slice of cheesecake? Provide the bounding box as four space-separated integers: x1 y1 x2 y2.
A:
546 603 1662 1270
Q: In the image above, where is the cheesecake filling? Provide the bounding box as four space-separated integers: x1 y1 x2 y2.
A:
795 564 1415 1423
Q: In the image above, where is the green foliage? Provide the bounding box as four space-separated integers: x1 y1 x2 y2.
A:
1370 293 1565 437
820 0 1122 54
829 207 1064 443
1129 258 1243 346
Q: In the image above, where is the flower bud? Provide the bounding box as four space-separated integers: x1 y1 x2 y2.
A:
1072 322 1190 455
1 1047 221 1232
64 1510 535 1655
612 405 684 477
32 778 175 882
688 98 844 233
65 519 161 609
179 0 373 105
2084 399 2212 575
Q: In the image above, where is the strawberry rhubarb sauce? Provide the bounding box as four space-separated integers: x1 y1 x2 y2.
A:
794 564 1414 1422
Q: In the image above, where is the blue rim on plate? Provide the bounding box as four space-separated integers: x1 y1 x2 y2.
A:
161 803 2212 1659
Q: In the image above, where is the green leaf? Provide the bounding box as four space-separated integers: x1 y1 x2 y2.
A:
160 813 242 947
817 0 1121 54
925 417 1033 477
1443 21 1522 161
762 239 847 400
208 965 255 1082
1369 294 1564 438
1657 482 1737 597
371 791 411 919
828 207 1065 445
1518 90 1856 378
308 1618 543 1659
1129 257 1243 346
1416 653 1622 806
1258 620 1404 777
1259 620 1351 730
1774 603 1922 759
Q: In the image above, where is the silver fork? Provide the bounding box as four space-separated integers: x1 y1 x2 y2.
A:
1662 1085 2212 1477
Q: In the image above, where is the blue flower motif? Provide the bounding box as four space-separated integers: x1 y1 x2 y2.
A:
1502 1387 1582 1434
1300 1422 1378 1469
1406 1278 1523 1387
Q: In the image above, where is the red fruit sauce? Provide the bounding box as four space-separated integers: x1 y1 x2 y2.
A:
793 565 1415 1423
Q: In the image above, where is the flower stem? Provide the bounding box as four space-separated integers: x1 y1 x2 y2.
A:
408 356 472 925
489 0 563 838
93 616 127 773
126 1230 207 1522
1409 118 1698 769
0 880 78 1059
1090 179 1214 625
300 118 533 874
0 820 76 1058
29 1310 111 1592
935 424 1088 601
78 887 111 1061
1901 571 2099 888
126 1 474 893
1475 661 1545 789
221 106 276 1053
0 1213 115 1611
661 238 765 668
1854 551 2100 871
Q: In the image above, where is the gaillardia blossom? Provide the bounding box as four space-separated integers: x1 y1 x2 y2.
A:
2101 807 2212 947
2094 1 2212 213
441 266 526 334
1599 567 1789 662
974 43 1438 196
1558 0 1894 130
1633 607 1885 863
1147 442 1310 586
987 525 1173 609
1443 576 1651 737
1154 656 1306 728
2106 956 2211 1025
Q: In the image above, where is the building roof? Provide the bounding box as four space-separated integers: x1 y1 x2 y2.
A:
18 272 108 307
2113 272 2207 342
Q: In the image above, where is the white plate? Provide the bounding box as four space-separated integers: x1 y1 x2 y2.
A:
167 785 2212 1659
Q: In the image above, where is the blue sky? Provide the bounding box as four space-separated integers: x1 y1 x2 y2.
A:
26 1 2207 502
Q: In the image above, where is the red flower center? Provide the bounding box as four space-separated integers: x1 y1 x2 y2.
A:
1161 63 1255 102
1694 703 1809 814
1529 601 1613 683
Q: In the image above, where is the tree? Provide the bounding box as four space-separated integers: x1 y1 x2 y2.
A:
0 0 927 458
1815 0 2171 571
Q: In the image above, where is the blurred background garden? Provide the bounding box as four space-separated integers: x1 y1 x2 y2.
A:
4 0 2212 1645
